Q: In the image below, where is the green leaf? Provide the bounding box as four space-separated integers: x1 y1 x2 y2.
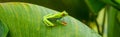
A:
101 0 116 6
85 0 105 14
0 0 91 22
107 6 120 37
0 2 101 37
101 0 120 10
117 12 120 23
115 0 120 4
0 21 9 37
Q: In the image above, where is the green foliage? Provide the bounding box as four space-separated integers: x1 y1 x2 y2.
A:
115 0 120 4
0 0 91 23
0 21 8 37
0 2 101 37
107 6 120 37
85 0 105 15
101 0 120 10
0 0 120 37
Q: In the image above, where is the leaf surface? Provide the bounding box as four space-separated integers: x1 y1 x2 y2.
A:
0 2 101 37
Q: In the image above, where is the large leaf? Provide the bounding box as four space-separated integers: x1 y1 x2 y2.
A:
0 0 90 22
0 21 8 37
0 2 101 37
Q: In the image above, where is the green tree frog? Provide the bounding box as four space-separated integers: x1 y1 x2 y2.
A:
43 11 68 26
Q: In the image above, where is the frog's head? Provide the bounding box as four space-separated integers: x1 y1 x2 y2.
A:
61 11 68 17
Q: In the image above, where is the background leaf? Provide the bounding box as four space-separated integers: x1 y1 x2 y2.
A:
85 0 105 15
107 6 120 37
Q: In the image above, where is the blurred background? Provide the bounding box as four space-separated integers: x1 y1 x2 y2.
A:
0 0 120 37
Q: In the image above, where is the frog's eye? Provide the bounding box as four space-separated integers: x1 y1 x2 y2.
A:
62 13 65 16
61 11 68 16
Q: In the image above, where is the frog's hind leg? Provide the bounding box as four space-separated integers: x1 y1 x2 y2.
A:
43 18 55 26
0 20 9 37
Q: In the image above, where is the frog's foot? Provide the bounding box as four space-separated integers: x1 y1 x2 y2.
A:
56 20 67 26
61 21 67 26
